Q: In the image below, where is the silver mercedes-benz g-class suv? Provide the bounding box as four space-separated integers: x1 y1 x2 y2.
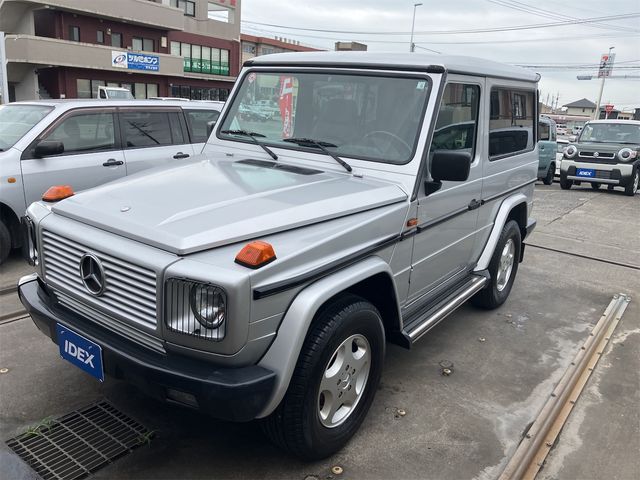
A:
19 52 538 460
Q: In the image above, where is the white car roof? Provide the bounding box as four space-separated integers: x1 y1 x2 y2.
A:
246 51 540 82
10 99 221 111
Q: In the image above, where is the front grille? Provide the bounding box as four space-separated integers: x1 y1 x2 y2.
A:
42 230 158 329
6 401 153 480
579 151 616 159
56 291 165 353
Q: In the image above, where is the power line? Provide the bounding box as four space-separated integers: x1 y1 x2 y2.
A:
241 12 640 36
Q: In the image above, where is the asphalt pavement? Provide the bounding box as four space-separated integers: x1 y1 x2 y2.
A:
0 182 638 480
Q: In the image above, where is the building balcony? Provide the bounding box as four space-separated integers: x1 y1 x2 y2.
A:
16 0 185 31
5 35 184 76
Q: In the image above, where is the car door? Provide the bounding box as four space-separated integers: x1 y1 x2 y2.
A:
119 107 195 175
21 108 125 206
408 78 485 301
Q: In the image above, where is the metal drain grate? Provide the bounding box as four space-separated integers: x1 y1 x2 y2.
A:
6 401 153 480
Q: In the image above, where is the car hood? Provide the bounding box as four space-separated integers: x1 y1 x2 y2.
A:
52 157 407 255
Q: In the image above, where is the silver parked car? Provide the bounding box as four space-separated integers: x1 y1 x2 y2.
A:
0 99 222 263
19 52 538 459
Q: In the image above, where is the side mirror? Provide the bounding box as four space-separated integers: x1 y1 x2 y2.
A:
425 151 472 195
34 140 64 158
206 121 216 139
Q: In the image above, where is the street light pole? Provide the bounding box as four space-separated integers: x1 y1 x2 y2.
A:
593 46 614 120
410 3 422 53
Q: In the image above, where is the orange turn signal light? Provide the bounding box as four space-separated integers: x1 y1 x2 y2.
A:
42 185 74 202
235 241 276 269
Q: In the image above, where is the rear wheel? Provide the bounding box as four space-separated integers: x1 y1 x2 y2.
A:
560 175 573 190
0 220 11 265
472 220 521 310
591 182 601 190
624 169 639 196
261 294 385 460
542 164 554 185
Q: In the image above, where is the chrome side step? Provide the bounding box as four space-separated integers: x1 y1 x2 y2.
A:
401 275 488 346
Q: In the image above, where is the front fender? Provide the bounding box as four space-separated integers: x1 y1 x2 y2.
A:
256 256 396 418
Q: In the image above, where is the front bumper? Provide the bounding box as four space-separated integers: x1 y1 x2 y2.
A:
18 277 275 422
561 160 634 185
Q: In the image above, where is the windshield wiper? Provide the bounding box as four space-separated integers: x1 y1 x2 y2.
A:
221 129 278 161
283 137 352 173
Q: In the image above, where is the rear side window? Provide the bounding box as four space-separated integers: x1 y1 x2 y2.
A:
538 121 550 141
185 109 220 143
489 88 535 159
45 112 115 154
431 83 480 157
121 111 174 148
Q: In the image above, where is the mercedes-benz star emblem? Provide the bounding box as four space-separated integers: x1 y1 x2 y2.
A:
593 152 599 157
79 253 106 296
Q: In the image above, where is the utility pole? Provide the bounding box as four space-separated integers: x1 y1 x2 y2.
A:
410 3 422 53
594 46 614 120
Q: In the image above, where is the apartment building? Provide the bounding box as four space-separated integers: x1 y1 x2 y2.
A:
0 0 241 102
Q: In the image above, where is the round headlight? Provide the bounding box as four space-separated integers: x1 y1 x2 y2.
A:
617 147 637 162
189 284 226 329
564 145 577 158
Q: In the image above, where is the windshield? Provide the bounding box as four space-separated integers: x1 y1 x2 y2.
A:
0 105 53 150
579 123 640 144
218 71 431 164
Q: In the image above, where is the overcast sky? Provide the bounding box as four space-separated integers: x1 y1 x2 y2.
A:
242 0 640 111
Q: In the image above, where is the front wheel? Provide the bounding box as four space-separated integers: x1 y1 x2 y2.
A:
624 169 639 196
0 220 11 265
591 182 601 190
472 220 521 310
542 163 555 185
261 294 385 460
560 175 573 190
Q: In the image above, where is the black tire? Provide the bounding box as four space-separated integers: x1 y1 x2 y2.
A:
261 294 385 460
560 175 573 190
542 163 555 185
0 220 11 265
624 169 639 197
471 220 521 310
591 182 601 190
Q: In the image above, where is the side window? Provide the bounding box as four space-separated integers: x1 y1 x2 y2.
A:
431 83 480 156
489 87 535 159
186 110 220 143
120 111 173 148
44 112 115 154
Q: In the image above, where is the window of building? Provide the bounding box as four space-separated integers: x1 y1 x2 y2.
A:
45 112 116 154
489 87 535 159
242 43 256 54
91 80 106 99
174 43 230 75
111 32 122 48
171 41 181 56
69 26 80 42
211 48 221 74
97 30 104 44
191 45 202 72
172 0 195 16
220 49 229 75
147 83 158 98
186 110 220 143
76 79 91 99
132 37 155 52
431 83 480 158
181 42 191 72
121 111 174 148
208 2 233 23
202 46 211 74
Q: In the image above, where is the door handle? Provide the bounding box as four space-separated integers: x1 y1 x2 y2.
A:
173 152 190 159
103 158 124 167
468 199 483 211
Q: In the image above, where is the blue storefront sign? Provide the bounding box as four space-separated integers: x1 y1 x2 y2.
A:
111 51 160 71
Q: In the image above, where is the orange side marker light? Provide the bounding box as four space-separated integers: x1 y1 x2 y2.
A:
42 185 74 202
235 241 277 269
